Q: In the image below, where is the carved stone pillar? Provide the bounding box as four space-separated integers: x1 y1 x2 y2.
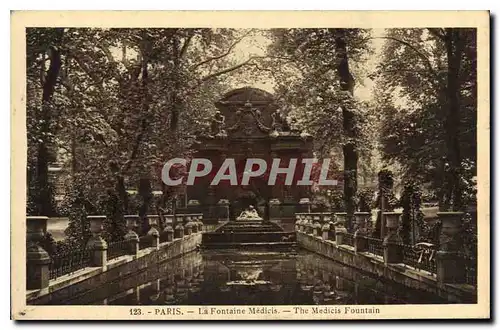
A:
436 212 466 284
147 216 160 249
321 213 332 240
86 216 108 267
174 219 184 239
26 216 51 290
310 213 320 237
305 214 313 235
295 213 301 232
354 212 370 253
190 214 199 233
383 212 403 264
124 215 140 255
164 215 175 229
334 213 348 245
184 216 194 236
196 214 204 233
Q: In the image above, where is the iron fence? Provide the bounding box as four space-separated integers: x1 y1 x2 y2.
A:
49 249 92 280
402 244 437 274
463 254 477 286
366 237 384 256
107 240 129 260
139 236 152 250
160 231 171 243
342 233 354 247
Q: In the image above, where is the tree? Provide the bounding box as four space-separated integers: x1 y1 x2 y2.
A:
266 28 373 227
374 28 477 211
26 28 65 216
26 28 262 243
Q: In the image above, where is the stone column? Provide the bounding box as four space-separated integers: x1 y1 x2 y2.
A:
296 214 303 232
147 216 160 249
184 218 194 236
334 213 348 245
383 212 403 264
174 218 185 239
304 213 313 235
124 215 140 255
196 214 204 233
295 214 301 232
175 214 184 229
190 214 199 233
163 223 174 242
86 216 108 267
436 212 466 284
26 216 51 290
354 212 370 253
327 214 336 240
321 223 330 240
322 213 332 240
310 213 320 237
164 215 175 228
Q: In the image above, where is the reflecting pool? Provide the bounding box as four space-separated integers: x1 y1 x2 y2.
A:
52 249 448 305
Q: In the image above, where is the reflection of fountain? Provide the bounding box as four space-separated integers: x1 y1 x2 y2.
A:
237 269 263 281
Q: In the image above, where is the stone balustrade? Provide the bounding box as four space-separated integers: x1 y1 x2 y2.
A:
26 212 205 290
293 210 474 286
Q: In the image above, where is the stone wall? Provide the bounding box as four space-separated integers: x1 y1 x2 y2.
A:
27 233 202 305
297 232 476 303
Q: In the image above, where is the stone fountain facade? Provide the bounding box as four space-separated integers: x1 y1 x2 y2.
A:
185 87 314 225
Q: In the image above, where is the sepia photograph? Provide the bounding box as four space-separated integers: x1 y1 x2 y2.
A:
11 11 489 320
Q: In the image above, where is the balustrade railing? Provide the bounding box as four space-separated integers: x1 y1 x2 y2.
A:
49 249 92 280
366 237 384 256
402 244 437 274
343 233 354 247
463 254 477 286
107 240 129 260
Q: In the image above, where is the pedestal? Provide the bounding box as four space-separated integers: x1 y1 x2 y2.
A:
26 216 51 290
334 213 348 246
383 212 403 264
86 216 108 267
354 212 370 253
436 212 466 284
124 215 140 255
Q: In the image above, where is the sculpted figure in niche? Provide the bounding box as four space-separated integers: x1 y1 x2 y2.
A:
271 109 291 132
237 205 263 221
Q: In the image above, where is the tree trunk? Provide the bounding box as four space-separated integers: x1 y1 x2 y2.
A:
138 177 153 234
444 28 464 211
170 33 181 131
36 30 64 216
334 29 358 231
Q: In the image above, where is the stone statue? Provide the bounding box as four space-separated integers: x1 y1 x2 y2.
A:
236 205 263 221
210 111 227 137
271 109 291 133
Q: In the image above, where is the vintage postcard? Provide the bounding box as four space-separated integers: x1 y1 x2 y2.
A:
11 11 490 320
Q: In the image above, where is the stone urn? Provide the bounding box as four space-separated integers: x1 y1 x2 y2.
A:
26 216 51 290
334 213 348 245
382 212 403 264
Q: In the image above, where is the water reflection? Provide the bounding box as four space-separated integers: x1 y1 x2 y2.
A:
57 249 447 305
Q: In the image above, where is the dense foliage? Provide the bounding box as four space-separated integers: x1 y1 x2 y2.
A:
27 28 478 252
